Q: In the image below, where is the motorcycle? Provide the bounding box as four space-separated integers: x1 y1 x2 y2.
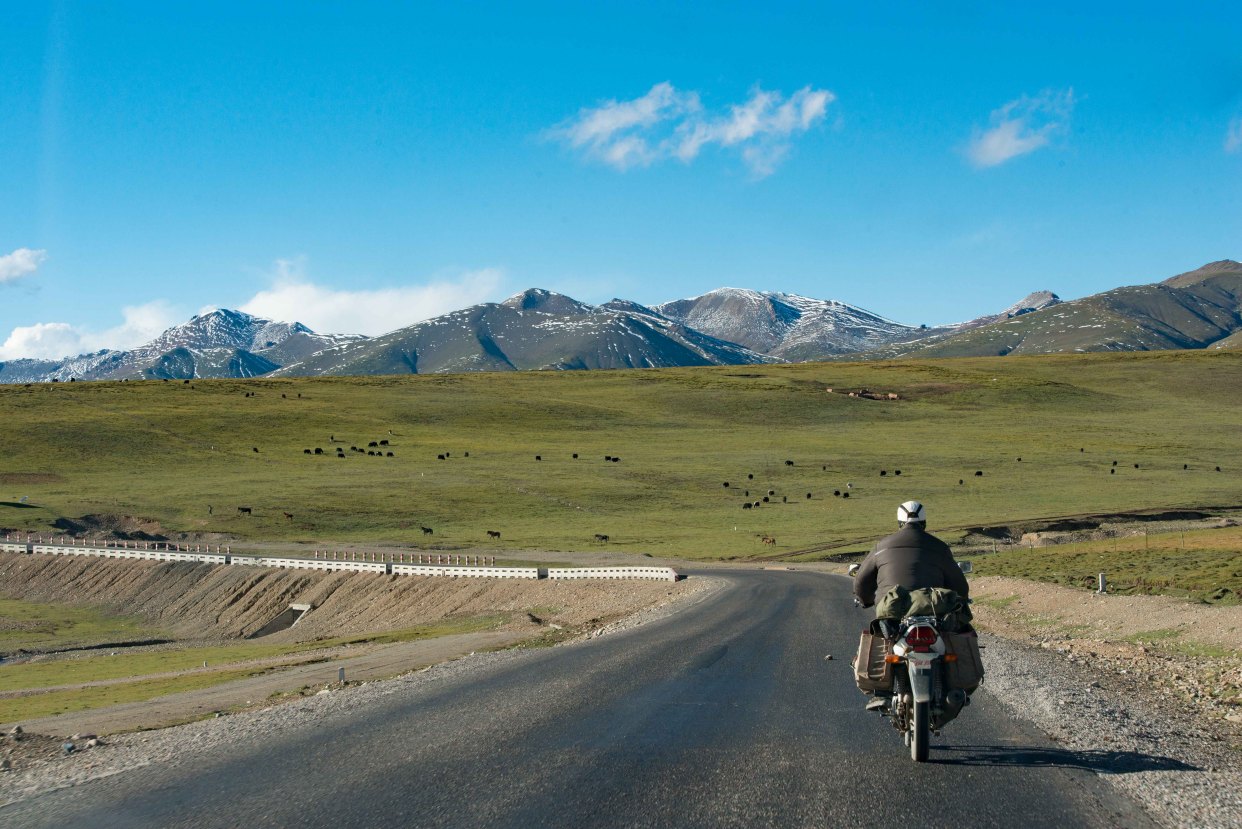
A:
877 614 970 762
848 565 980 763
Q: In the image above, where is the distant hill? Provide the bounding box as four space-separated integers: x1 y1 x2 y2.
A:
883 261 1242 358
1 261 1237 383
275 289 768 376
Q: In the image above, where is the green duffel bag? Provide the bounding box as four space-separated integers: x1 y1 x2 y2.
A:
876 586 973 632
874 585 913 621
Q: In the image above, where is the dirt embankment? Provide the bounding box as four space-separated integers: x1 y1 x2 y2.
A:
971 576 1242 722
0 553 683 648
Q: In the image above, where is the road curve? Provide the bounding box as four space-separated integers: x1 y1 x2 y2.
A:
2 570 1155 828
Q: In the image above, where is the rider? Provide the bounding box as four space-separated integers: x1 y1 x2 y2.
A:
853 500 970 621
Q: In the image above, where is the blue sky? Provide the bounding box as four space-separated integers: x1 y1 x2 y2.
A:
1 2 1239 359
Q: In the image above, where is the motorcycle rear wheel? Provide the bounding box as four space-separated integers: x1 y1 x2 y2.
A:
910 701 930 762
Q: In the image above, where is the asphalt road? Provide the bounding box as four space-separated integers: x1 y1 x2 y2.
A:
1 571 1155 828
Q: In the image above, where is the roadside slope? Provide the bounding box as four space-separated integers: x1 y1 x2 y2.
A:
0 554 684 645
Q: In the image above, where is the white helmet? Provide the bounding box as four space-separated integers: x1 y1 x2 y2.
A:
897 500 926 524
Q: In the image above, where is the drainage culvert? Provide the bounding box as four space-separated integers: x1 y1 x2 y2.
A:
248 603 313 638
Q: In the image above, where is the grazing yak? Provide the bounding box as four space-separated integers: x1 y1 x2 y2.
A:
421 526 434 535
487 530 501 539
238 506 252 515
594 534 609 542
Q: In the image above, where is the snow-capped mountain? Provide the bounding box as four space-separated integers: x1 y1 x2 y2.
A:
0 310 363 383
655 288 918 360
2 262 1237 384
274 289 769 376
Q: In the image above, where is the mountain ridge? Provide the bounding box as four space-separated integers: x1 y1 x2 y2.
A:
1 261 1237 383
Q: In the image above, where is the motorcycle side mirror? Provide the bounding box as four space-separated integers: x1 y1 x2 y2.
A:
847 564 860 577
958 561 973 574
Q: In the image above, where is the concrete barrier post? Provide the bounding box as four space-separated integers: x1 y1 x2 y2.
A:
1098 573 1107 593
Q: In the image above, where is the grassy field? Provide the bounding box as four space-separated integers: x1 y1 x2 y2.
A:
0 598 164 654
0 350 1240 560
0 615 507 723
969 524 1242 604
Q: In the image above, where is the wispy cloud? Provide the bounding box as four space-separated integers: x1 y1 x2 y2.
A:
548 82 834 177
0 300 179 361
238 258 505 336
0 248 48 284
1226 117 1242 153
967 89 1076 168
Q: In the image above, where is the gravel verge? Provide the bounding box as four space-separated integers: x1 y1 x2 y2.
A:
979 631 1242 829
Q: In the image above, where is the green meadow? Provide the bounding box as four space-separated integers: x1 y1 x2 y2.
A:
0 598 162 653
0 614 508 723
970 525 1242 605
0 350 1239 560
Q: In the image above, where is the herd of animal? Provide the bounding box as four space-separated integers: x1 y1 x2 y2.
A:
232 430 1228 554
720 449 1228 548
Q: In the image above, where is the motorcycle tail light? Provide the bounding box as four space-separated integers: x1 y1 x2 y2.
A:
905 625 938 650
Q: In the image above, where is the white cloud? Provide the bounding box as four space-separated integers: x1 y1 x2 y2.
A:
967 89 1076 168
239 259 505 336
0 248 48 284
549 82 833 177
1226 117 1242 153
0 300 180 361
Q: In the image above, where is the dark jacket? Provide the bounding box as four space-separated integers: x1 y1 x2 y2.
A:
853 523 969 607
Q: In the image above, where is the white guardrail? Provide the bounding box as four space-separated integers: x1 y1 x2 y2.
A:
231 556 388 574
547 566 679 583
0 539 681 581
391 563 541 579
30 545 227 565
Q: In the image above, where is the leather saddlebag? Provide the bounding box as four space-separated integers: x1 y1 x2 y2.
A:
943 630 984 691
853 631 894 693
